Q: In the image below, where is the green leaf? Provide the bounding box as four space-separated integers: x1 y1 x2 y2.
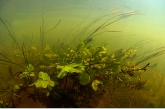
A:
30 72 35 76
81 48 91 58
92 80 102 91
47 85 52 91
19 71 35 78
49 81 55 87
33 80 46 88
31 72 55 89
42 81 49 88
38 71 50 81
57 63 85 79
88 69 95 80
19 65 35 79
79 73 90 85
14 84 20 90
33 80 42 88
19 71 28 78
57 69 68 79
26 64 34 72
46 92 50 96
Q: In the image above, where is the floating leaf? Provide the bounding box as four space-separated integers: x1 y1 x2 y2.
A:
79 73 90 85
92 80 102 91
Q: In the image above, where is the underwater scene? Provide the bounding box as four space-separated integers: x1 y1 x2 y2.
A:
0 0 165 108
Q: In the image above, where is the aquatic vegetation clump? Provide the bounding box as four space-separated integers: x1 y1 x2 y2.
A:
19 64 35 85
30 71 56 96
19 64 35 79
0 12 164 107
57 63 85 79
30 71 55 88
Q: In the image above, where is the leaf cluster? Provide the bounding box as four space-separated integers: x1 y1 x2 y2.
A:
19 64 35 79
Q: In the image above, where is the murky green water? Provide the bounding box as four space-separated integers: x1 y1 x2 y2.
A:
0 0 165 107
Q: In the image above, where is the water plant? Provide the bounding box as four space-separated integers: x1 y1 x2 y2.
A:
0 11 164 107
19 64 35 84
30 71 56 96
92 80 102 91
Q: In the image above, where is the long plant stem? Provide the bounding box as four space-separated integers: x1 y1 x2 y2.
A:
135 49 165 65
22 43 29 66
0 52 23 67
44 18 62 35
83 10 142 45
40 13 61 55
0 18 20 49
40 13 45 54
0 59 23 68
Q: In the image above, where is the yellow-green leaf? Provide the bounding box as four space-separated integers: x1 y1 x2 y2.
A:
92 80 102 91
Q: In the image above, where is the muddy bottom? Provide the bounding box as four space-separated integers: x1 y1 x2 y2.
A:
8 81 155 108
